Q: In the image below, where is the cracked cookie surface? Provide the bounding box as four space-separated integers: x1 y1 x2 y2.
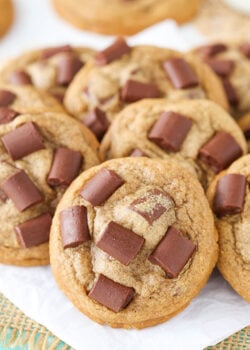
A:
50 157 218 328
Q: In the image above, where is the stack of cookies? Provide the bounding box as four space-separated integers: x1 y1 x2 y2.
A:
0 37 249 329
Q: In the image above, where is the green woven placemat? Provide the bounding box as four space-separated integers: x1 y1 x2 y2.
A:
0 292 249 350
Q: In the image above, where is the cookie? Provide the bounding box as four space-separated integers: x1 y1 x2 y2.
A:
0 0 13 37
0 112 100 266
207 155 250 302
238 112 250 151
101 99 247 188
193 42 250 118
50 157 218 328
0 45 95 102
0 85 65 122
64 38 228 140
51 0 202 36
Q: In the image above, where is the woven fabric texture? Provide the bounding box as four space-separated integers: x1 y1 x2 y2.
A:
0 292 249 350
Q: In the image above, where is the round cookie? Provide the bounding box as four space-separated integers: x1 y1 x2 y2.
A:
0 45 95 102
0 0 13 37
207 155 250 302
100 99 247 188
64 38 228 140
0 112 100 266
193 42 250 118
238 112 250 151
0 85 65 122
51 0 202 36
50 157 218 328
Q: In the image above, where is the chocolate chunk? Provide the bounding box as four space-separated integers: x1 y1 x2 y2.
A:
149 226 196 278
80 168 124 206
96 221 144 265
83 108 110 140
129 189 174 224
205 59 234 77
88 274 135 312
95 37 130 66
198 131 243 173
121 80 160 102
40 45 73 59
9 71 32 85
239 43 250 58
1 170 43 212
130 149 148 157
213 174 246 216
0 108 19 124
0 90 16 107
1 122 44 160
15 212 52 248
163 58 199 89
148 111 192 152
57 54 83 86
243 125 250 139
222 78 239 106
47 147 83 187
60 206 90 249
196 43 227 58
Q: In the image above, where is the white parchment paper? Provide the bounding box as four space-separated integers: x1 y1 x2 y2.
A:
0 1 249 349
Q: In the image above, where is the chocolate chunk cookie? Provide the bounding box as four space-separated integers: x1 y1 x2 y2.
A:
50 157 218 328
207 155 250 302
51 0 202 36
100 99 247 188
238 112 250 151
193 42 250 118
0 85 65 123
0 0 13 37
0 45 95 102
0 112 100 266
64 39 228 140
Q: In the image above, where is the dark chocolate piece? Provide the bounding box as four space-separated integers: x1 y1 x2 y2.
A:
0 108 19 124
9 71 32 85
60 206 90 249
83 108 110 140
88 274 135 312
239 43 250 58
121 80 160 102
198 131 243 173
196 43 227 58
149 226 196 278
129 189 173 224
96 221 144 265
57 54 83 86
80 168 124 206
95 37 130 66
1 122 44 160
213 174 246 216
205 59 234 77
47 147 83 187
130 149 148 157
1 170 43 212
15 212 52 248
163 58 199 89
148 111 192 152
0 90 16 107
222 78 239 106
243 125 250 140
40 45 73 59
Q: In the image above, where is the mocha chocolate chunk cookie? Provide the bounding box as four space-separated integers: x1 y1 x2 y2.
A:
0 112 100 266
0 0 13 37
50 157 218 328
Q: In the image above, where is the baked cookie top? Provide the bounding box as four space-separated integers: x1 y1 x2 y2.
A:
193 42 250 118
0 45 95 102
51 0 201 36
0 85 64 122
100 99 247 188
0 112 100 266
64 38 228 140
50 157 218 328
207 155 250 302
0 0 13 37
